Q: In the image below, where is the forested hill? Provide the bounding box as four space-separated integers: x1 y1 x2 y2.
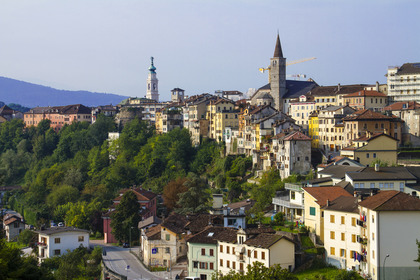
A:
0 76 128 107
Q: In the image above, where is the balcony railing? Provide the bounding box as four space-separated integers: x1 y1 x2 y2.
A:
272 197 304 209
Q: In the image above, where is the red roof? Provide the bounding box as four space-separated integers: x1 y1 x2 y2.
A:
303 187 353 207
384 101 420 111
344 109 395 121
283 131 311 141
359 191 420 211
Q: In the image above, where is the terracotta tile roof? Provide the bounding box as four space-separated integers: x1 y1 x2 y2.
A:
244 226 275 235
35 227 89 235
245 233 294 249
249 105 274 115
187 226 231 245
161 213 190 234
226 199 255 213
350 132 398 143
283 131 311 141
324 196 359 213
384 101 420 111
309 84 366 97
359 191 420 211
3 217 22 226
138 216 162 229
343 109 394 121
115 187 157 201
303 186 353 207
213 227 238 243
144 225 162 240
185 214 224 234
344 90 387 98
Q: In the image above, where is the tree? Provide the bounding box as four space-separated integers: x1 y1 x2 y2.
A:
212 262 297 280
162 177 187 211
46 185 79 210
110 191 141 243
176 173 211 214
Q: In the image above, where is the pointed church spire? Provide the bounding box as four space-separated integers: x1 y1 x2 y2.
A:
273 33 283 58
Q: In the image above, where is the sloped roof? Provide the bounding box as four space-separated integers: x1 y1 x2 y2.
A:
213 227 238 243
253 80 317 100
318 165 364 179
116 187 157 201
346 167 416 181
35 227 89 235
344 90 387 98
395 63 420 75
185 214 224 234
351 132 398 143
303 186 353 207
309 84 366 97
273 34 283 58
359 190 420 211
187 226 231 245
384 101 420 111
144 225 162 240
323 196 359 213
3 216 22 226
283 131 311 141
0 105 14 115
138 216 162 229
161 213 190 234
244 233 292 249
343 109 395 121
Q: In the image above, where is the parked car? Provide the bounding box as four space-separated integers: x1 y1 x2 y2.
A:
122 243 129 248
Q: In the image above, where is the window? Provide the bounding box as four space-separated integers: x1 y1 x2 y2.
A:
400 182 405 192
210 249 214 256
340 249 346 258
261 252 265 260
330 215 335 223
372 232 375 241
330 231 335 240
166 234 170 241
202 248 205 256
232 247 235 255
341 216 345 225
54 249 61 256
366 153 370 158
227 246 230 254
233 261 236 269
372 250 375 259
227 260 230 268
78 236 84 242
291 191 295 200
55 238 61 244
352 234 356 243
193 261 198 268
370 183 375 189
310 207 316 216
341 233 345 241
372 215 375 223
210 262 214 270
330 247 335 256
254 250 257 258
373 153 377 158
220 245 223 253
247 249 251 257
220 259 223 267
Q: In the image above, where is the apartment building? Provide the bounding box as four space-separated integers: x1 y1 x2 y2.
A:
288 95 316 132
309 84 366 109
387 62 420 102
343 90 388 111
155 106 183 134
343 109 403 147
207 98 239 142
384 101 420 145
24 104 92 132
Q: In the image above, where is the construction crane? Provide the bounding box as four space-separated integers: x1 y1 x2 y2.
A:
259 57 316 73
286 74 307 80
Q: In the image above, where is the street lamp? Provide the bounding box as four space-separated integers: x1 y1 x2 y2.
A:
383 254 390 280
129 226 134 252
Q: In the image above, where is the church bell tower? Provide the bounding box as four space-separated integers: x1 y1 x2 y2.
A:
146 57 159 102
270 34 286 111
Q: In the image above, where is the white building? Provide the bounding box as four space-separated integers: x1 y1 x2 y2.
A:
3 213 25 242
146 57 159 102
358 191 420 280
36 227 89 262
387 63 420 102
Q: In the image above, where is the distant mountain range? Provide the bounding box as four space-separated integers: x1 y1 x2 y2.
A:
0 76 129 108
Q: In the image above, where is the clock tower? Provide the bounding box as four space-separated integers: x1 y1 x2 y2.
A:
146 57 159 102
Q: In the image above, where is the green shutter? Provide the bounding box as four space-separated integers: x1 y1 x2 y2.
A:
310 207 316 216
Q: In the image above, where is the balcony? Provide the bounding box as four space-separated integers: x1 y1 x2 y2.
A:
38 242 48 248
285 183 303 192
272 196 304 209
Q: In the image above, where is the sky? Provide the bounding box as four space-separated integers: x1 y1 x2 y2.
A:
1 0 419 101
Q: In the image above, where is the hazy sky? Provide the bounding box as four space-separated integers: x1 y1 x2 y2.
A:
1 0 419 101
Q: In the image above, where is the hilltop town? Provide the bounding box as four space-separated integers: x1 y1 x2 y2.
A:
1 35 420 280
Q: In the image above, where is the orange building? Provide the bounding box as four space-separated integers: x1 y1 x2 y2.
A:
343 109 403 146
24 104 92 132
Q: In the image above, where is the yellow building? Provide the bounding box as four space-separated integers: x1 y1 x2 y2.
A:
309 111 319 148
207 98 239 142
155 110 163 134
303 187 353 242
340 133 398 166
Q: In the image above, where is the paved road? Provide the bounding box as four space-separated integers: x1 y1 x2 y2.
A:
91 240 164 280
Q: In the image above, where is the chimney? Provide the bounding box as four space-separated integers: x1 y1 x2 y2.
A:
354 191 357 198
337 83 341 91
326 199 330 207
375 163 380 172
376 81 379 92
213 194 223 210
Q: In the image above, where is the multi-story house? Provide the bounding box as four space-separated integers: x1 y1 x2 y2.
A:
358 191 420 280
103 187 157 244
288 95 316 132
323 196 361 270
342 90 388 111
318 105 356 153
383 101 420 145
340 133 398 166
271 131 311 178
387 62 420 102
272 182 305 222
36 227 90 262
207 98 239 142
0 105 23 121
3 213 25 241
155 106 183 134
303 186 353 242
119 97 168 124
308 111 319 148
187 227 229 280
216 227 295 276
24 104 92 132
343 109 403 147
91 105 118 123
309 84 366 109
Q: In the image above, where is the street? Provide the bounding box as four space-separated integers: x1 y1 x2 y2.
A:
91 240 164 280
